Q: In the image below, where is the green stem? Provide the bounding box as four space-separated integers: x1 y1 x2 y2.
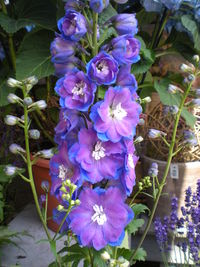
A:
23 88 51 241
92 12 98 57
88 248 94 267
44 193 48 223
0 0 16 71
46 77 51 103
129 81 193 265
53 209 70 241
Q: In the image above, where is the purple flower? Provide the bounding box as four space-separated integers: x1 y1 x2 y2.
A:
69 128 124 183
120 140 138 196
161 0 182 10
169 197 178 230
69 187 133 250
116 65 138 95
90 0 109 13
58 10 87 41
86 52 119 85
54 56 79 77
110 35 140 65
50 142 81 199
55 71 96 111
54 108 80 146
50 36 75 64
112 14 138 35
154 217 169 252
90 86 142 142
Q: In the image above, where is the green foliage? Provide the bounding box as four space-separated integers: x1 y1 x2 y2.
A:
99 4 117 26
154 79 196 128
0 0 56 34
16 30 54 80
116 247 147 262
181 15 200 51
132 204 150 217
132 248 147 262
132 36 155 74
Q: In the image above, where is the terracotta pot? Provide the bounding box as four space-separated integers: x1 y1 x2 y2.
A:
32 158 60 232
141 156 200 217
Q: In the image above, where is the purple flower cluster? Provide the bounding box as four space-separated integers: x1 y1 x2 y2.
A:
50 0 141 250
154 180 200 265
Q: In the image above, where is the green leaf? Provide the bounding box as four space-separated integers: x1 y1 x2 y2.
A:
16 30 54 80
132 248 147 262
93 250 107 267
154 79 196 128
0 80 15 107
99 4 117 26
116 248 132 260
132 40 155 75
181 15 200 51
58 243 87 256
0 0 56 34
132 204 150 217
127 218 145 235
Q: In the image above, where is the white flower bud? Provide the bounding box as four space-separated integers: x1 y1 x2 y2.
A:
4 166 17 176
65 179 71 186
4 115 19 126
71 184 77 192
33 100 47 110
168 84 178 94
24 76 38 86
66 193 71 201
9 143 25 154
120 260 129 267
23 97 33 106
138 118 145 125
7 78 22 88
71 200 75 205
101 251 111 261
180 63 195 73
110 259 116 267
134 136 144 143
142 96 151 103
193 55 199 63
75 199 80 205
148 129 166 139
57 205 64 211
29 129 40 140
38 149 54 159
7 93 21 104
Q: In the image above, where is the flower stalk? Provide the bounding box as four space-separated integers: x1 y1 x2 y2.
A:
129 80 194 265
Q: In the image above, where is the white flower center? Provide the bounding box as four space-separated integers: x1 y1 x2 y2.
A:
128 154 135 169
72 81 85 96
58 165 68 180
91 204 107 225
92 141 106 160
109 103 127 121
96 60 109 75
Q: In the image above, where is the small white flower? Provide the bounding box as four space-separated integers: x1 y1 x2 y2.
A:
23 97 33 106
38 149 54 159
33 100 47 110
142 96 151 103
101 251 111 261
23 76 38 86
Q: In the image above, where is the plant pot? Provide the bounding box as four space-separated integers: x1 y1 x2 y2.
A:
141 155 200 217
32 157 60 232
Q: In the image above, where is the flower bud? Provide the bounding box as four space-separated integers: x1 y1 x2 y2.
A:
148 162 159 177
38 149 54 159
7 93 21 104
75 199 80 205
90 0 109 13
142 96 151 104
112 14 138 35
23 97 33 106
101 251 111 261
4 165 17 176
193 55 199 63
183 130 198 146
180 63 195 73
138 118 145 125
9 143 25 154
29 129 40 140
71 200 75 205
168 84 178 94
57 205 64 211
169 105 179 115
195 89 200 97
24 76 38 86
134 136 144 143
71 184 77 192
66 193 71 201
188 98 200 108
41 181 49 193
148 129 166 139
65 179 71 186
33 100 47 110
39 194 46 206
4 115 19 126
120 260 129 267
110 259 117 267
188 74 195 82
7 78 22 88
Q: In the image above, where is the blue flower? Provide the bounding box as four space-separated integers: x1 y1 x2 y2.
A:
90 0 109 13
